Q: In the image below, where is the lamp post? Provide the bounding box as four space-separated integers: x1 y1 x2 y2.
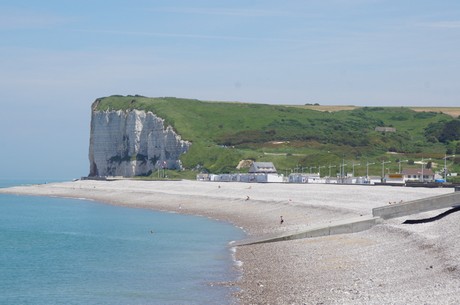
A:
318 165 325 178
381 160 391 181
366 161 375 181
421 158 425 182
352 162 360 177
420 157 431 182
339 159 347 183
328 164 336 177
397 159 408 174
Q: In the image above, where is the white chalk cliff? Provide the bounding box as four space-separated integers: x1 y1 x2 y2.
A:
89 105 191 177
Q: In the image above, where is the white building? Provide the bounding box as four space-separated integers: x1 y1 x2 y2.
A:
401 168 435 182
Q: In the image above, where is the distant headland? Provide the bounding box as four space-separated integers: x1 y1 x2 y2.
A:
88 95 460 181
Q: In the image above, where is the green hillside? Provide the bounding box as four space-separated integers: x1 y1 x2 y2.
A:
94 95 460 180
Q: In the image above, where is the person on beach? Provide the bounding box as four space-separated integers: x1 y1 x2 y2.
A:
280 216 284 225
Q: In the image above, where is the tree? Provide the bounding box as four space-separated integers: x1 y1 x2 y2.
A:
426 161 432 169
439 120 460 143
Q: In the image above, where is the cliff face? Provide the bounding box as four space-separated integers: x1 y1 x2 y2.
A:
89 107 191 177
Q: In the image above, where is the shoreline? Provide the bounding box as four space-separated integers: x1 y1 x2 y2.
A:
1 180 460 304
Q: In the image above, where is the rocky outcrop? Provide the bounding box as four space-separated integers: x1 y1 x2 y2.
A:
88 105 191 177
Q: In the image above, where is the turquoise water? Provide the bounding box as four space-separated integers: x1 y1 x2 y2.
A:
0 181 245 304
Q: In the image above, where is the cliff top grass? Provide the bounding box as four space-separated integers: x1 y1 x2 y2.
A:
93 95 460 176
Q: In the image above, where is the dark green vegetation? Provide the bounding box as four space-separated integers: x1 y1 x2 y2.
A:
94 96 460 180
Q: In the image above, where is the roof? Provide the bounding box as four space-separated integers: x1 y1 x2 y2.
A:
249 162 277 173
401 168 434 176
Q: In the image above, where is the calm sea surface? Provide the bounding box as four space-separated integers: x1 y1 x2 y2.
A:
0 180 245 305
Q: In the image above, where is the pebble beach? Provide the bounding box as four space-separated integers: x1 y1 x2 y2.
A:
1 180 459 305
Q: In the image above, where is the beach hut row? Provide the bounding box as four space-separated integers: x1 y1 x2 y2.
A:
196 173 284 183
195 162 444 185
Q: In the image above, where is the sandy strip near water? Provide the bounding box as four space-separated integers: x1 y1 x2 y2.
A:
1 180 460 304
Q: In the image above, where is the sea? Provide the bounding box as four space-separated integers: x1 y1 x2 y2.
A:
0 179 245 305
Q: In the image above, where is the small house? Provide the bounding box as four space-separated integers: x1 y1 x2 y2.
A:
248 162 277 174
401 168 435 182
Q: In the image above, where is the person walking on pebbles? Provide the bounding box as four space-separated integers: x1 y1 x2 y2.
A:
280 216 284 225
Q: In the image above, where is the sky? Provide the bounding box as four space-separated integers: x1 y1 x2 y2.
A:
1 0 459 180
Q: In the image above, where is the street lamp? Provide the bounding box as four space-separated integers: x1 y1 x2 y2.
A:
352 161 360 177
420 157 431 182
339 159 347 183
366 161 375 180
397 159 408 174
317 165 325 178
381 160 391 180
328 164 336 177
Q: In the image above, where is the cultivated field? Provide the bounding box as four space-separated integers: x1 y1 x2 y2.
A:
410 107 460 118
296 104 460 117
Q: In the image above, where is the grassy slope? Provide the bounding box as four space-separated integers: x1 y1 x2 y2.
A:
93 96 459 177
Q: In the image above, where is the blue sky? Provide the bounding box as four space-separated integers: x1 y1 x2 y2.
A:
1 0 459 180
